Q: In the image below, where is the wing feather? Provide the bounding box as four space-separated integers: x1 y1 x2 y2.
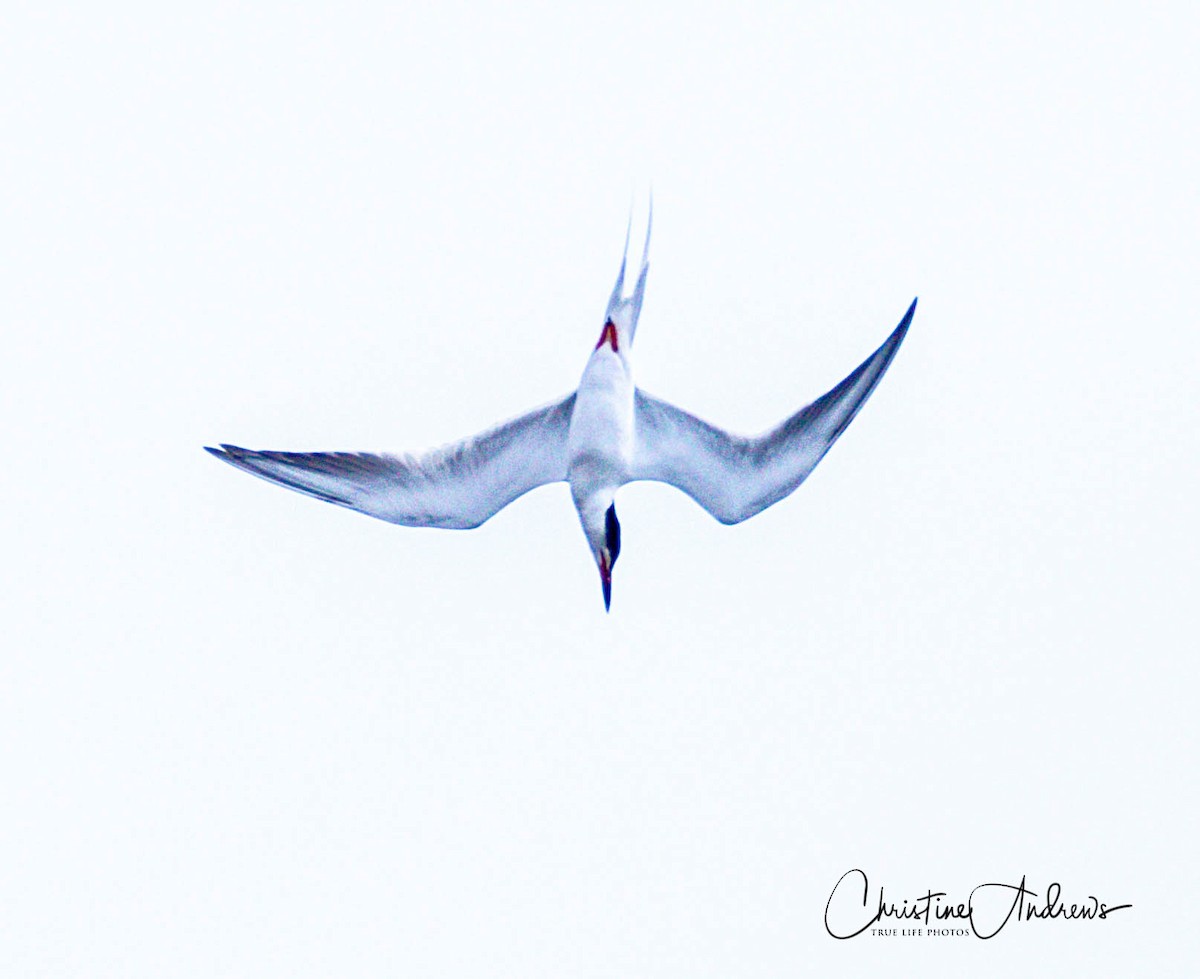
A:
207 393 577 529
632 300 914 524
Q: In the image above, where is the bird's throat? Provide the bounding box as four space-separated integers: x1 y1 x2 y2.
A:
594 320 619 352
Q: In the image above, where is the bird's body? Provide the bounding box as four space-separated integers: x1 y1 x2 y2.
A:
208 211 915 610
569 342 635 495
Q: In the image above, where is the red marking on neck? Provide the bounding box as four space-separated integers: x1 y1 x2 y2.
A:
595 320 619 352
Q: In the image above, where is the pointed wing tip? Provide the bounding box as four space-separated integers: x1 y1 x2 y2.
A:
886 297 918 348
206 444 255 467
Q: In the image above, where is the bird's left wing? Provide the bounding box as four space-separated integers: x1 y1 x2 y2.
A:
632 300 914 524
206 394 577 529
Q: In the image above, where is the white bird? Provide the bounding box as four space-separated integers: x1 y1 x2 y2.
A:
207 212 915 611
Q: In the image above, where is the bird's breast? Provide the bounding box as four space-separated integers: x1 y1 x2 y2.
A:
567 352 635 488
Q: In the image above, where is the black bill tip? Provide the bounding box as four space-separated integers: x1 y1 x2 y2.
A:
602 576 612 613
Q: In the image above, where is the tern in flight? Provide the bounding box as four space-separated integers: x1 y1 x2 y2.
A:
207 212 915 611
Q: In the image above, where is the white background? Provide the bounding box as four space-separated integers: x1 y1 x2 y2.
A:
2 3 1197 976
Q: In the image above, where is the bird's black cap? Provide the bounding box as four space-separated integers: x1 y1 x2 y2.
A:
605 504 621 566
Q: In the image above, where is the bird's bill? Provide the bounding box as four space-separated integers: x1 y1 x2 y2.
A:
597 549 612 612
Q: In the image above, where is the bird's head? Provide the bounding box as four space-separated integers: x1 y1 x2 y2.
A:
586 501 622 612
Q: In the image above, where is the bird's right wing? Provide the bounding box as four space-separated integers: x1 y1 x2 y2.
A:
632 300 914 524
206 393 577 529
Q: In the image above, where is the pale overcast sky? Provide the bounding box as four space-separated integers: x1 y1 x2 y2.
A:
2 3 1197 976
